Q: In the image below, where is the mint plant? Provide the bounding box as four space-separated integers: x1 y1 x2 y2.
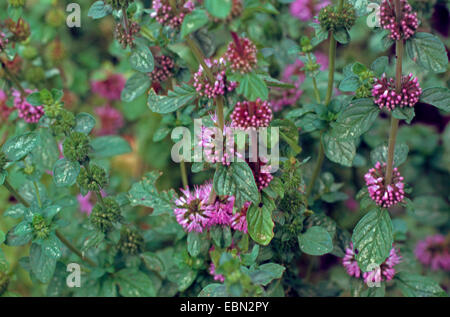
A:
0 0 449 297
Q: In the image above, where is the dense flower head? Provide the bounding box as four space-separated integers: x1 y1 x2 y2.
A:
363 247 402 284
114 21 140 49
6 17 30 42
174 183 211 233
91 73 126 101
224 34 258 74
372 73 422 111
90 197 122 233
318 3 357 31
343 243 402 284
104 0 134 10
290 0 331 22
197 114 237 165
0 31 9 51
248 159 273 191
63 132 91 163
365 162 405 208
118 227 144 255
95 104 124 136
77 164 108 192
12 89 44 124
149 55 175 83
230 98 273 129
205 195 235 227
152 0 194 29
415 234 450 271
231 201 250 233
77 190 106 215
193 58 237 99
380 0 419 40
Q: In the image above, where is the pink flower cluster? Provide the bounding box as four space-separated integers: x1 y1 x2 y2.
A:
209 262 225 282
249 159 273 191
0 31 8 51
95 104 124 136
343 242 402 284
91 73 126 101
230 98 273 130
224 34 258 74
365 162 405 208
415 234 450 271
149 55 175 83
193 58 237 99
12 89 44 124
380 0 419 41
372 73 422 111
152 0 194 29
290 0 331 22
174 182 250 233
197 115 237 166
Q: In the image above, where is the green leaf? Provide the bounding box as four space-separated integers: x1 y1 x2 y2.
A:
298 226 333 256
40 234 62 259
331 98 380 140
128 171 177 215
392 107 415 124
241 245 260 266
249 263 285 286
405 32 448 73
247 194 275 246
187 232 201 257
396 273 446 297
205 0 232 19
339 76 360 92
52 158 81 187
181 9 209 38
237 73 269 101
198 284 228 297
407 196 448 226
130 45 154 73
90 136 131 158
370 142 409 167
141 252 166 278
26 92 42 106
370 56 389 77
30 243 57 283
148 84 197 114
74 113 96 134
121 72 151 102
5 223 32 246
152 126 171 142
322 132 356 167
419 87 450 113
333 28 350 44
0 230 5 245
361 284 386 297
2 132 39 161
352 208 393 272
88 1 112 19
213 162 260 209
116 268 156 297
0 170 6 186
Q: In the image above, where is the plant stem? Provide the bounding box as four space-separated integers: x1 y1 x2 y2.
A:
305 134 325 199
385 0 403 185
33 181 42 208
2 179 97 267
307 53 321 103
1 61 27 96
180 160 188 189
185 36 215 83
55 230 97 267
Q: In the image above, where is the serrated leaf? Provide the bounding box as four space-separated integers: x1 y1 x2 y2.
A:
130 45 154 73
90 136 131 158
2 132 39 162
419 87 450 113
352 208 393 272
121 72 151 102
339 76 360 92
52 158 80 187
205 0 232 19
392 107 415 124
148 84 197 114
87 1 112 19
213 163 260 209
370 142 409 167
333 28 350 44
396 273 446 297
322 132 356 167
247 194 275 246
198 283 228 297
249 263 285 286
298 226 333 256
405 32 448 73
128 171 177 215
370 56 389 77
74 113 96 134
116 268 156 297
181 9 209 38
237 73 269 101
30 243 57 283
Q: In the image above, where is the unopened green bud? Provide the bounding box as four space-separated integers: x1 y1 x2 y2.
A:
318 3 356 32
50 109 75 135
118 227 144 255
77 165 108 192
32 214 51 239
90 198 122 232
63 132 90 163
